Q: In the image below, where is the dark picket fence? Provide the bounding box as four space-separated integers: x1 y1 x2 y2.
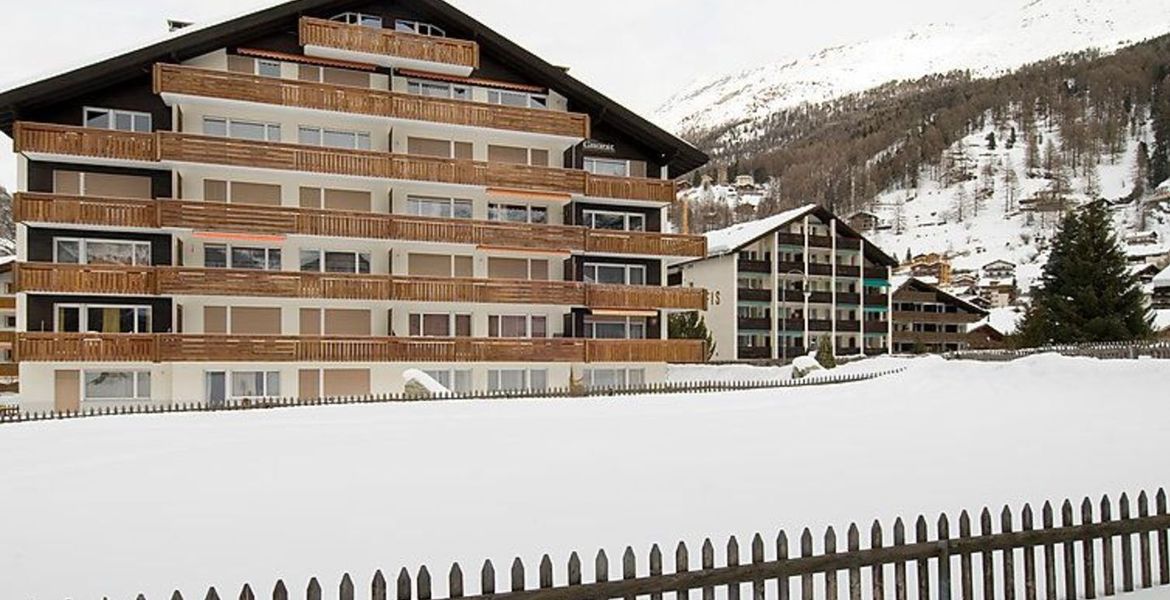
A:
0 367 905 425
114 487 1170 600
945 341 1170 362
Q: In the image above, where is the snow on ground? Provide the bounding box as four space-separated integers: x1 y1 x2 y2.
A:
666 355 909 383
1 355 1168 599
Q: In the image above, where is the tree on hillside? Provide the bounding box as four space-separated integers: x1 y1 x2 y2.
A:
1016 204 1153 346
668 312 716 361
986 132 997 150
1025 131 1042 173
1002 157 1021 213
1150 75 1170 189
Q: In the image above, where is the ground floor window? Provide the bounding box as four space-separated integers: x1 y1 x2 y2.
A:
84 371 151 402
585 368 645 389
206 370 280 405
488 369 548 392
424 369 473 393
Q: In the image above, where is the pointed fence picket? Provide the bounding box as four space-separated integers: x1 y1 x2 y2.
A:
120 488 1170 600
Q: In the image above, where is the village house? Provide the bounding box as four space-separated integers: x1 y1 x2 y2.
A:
900 253 953 286
891 276 988 354
847 210 881 233
981 260 1017 281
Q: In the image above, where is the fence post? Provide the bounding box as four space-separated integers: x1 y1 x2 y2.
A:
1101 497 1115 597
397 568 412 600
893 519 907 600
675 542 689 600
1062 500 1078 599
624 547 637 600
540 555 554 590
777 531 790 600
272 580 287 600
307 578 321 600
1022 505 1037 600
959 511 974 600
1121 494 1135 593
1140 492 1153 588
981 508 996 600
569 552 582 588
481 560 495 595
1043 502 1057 600
848 524 862 600
727 537 740 600
1082 499 1097 599
449 564 463 599
418 567 432 600
339 574 354 600
702 540 714 600
651 544 664 600
1157 489 1169 585
938 514 952 600
372 571 387 600
915 517 929 600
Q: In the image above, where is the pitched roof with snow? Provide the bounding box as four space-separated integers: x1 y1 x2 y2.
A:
1154 264 1170 288
705 205 819 257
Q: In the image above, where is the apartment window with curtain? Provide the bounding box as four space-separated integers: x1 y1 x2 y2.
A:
204 245 282 271
583 157 630 177
205 371 281 405
54 238 151 266
583 263 646 286
582 209 645 232
299 250 371 274
488 315 548 338
55 304 151 334
488 203 548 224
406 196 473 219
584 316 647 340
409 314 471 337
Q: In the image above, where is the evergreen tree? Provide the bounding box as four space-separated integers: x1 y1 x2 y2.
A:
1150 75 1170 189
986 132 997 150
668 312 716 360
814 338 837 369
1006 127 1018 149
1017 204 1153 346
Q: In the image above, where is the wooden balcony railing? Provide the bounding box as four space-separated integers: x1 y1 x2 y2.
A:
299 17 479 71
13 122 678 204
14 192 707 258
15 333 707 364
0 363 17 377
14 263 707 310
153 64 589 139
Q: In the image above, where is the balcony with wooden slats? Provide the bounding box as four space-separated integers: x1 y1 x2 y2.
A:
299 17 479 75
153 64 590 139
15 333 707 364
14 192 707 258
13 122 679 204
14 263 707 311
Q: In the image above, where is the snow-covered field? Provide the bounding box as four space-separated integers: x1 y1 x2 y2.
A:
1 355 1168 599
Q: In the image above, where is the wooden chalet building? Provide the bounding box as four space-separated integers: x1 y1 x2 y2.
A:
0 0 712 410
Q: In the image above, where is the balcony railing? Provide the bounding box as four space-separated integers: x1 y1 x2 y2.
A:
14 192 707 258
15 333 707 364
14 263 707 311
299 17 479 71
153 64 589 139
14 123 679 204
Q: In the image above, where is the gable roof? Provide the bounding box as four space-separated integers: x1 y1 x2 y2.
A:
0 0 707 177
704 204 899 266
1154 264 1170 288
894 276 989 316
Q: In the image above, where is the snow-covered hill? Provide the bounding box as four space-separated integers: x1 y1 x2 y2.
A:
655 0 1170 138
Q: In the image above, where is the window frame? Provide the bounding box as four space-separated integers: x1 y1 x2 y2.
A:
405 78 470 101
331 12 383 28
487 314 548 339
298 249 372 274
487 368 548 392
83 370 152 402
204 243 282 271
487 202 549 225
53 237 152 266
584 315 648 340
583 262 647 286
583 157 632 177
405 195 473 219
394 19 446 37
202 116 282 142
486 89 549 110
83 107 153 133
297 125 372 150
408 313 472 338
55 303 152 334
582 209 646 232
422 369 473 393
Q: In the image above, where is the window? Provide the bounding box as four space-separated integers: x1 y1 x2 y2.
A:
423 369 472 393
56 304 151 334
488 369 547 392
204 244 281 271
299 250 371 274
331 12 383 28
406 79 470 100
83 107 152 133
488 203 548 224
206 370 281 403
488 315 547 338
409 314 471 337
583 210 646 232
395 19 445 37
54 238 151 266
256 59 282 78
584 157 631 177
84 371 151 402
584 316 647 340
406 196 473 219
487 89 548 109
298 126 372 150
585 368 645 389
203 117 281 142
584 263 647 286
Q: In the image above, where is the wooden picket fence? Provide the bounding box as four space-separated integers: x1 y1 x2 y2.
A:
117 487 1170 600
0 367 905 425
945 341 1170 362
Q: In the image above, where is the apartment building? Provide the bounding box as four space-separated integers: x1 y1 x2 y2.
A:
0 0 711 411
671 205 899 362
891 276 988 354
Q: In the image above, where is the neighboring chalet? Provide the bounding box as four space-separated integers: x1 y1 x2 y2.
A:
847 210 881 233
978 279 1019 309
967 323 1007 350
981 260 1016 281
901 253 953 286
891 276 988 353
0 0 711 410
1153 265 1170 310
671 205 899 363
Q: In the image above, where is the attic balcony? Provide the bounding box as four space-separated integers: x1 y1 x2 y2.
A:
12 122 679 205
153 64 590 140
299 17 479 76
13 263 708 311
13 192 707 259
14 333 707 365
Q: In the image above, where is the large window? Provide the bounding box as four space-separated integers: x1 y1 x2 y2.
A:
54 238 151 266
84 107 152 133
406 196 473 219
488 315 547 338
299 249 371 274
84 371 151 402
488 203 548 224
298 126 372 150
487 89 548 109
203 117 281 142
584 263 646 286
331 12 383 28
582 209 645 232
205 245 282 271
205 371 281 405
395 19 445 37
56 304 151 334
409 314 471 337
423 369 472 393
584 157 631 177
585 368 645 389
406 79 469 100
488 369 547 392
584 316 647 340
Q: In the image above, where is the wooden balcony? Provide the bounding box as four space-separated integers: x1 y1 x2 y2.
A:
0 296 15 310
153 64 589 139
14 192 707 258
892 310 984 325
15 333 707 364
14 263 707 310
0 363 17 378
299 17 479 73
13 123 678 204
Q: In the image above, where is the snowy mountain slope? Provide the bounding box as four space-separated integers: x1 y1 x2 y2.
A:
655 0 1170 137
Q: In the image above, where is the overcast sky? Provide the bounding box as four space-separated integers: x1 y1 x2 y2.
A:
0 0 1020 190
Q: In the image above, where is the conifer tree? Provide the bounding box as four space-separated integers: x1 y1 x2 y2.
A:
1150 76 1170 189
1017 204 1153 346
668 312 716 360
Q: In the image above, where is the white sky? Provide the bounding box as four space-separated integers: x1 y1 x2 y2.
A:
0 0 1020 190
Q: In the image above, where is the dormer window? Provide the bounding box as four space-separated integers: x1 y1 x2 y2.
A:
395 19 445 37
331 12 382 28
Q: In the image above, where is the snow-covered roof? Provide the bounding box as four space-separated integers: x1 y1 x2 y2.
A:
1125 244 1170 259
982 259 1016 269
705 204 819 257
970 307 1026 336
893 275 987 315
1154 264 1170 288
